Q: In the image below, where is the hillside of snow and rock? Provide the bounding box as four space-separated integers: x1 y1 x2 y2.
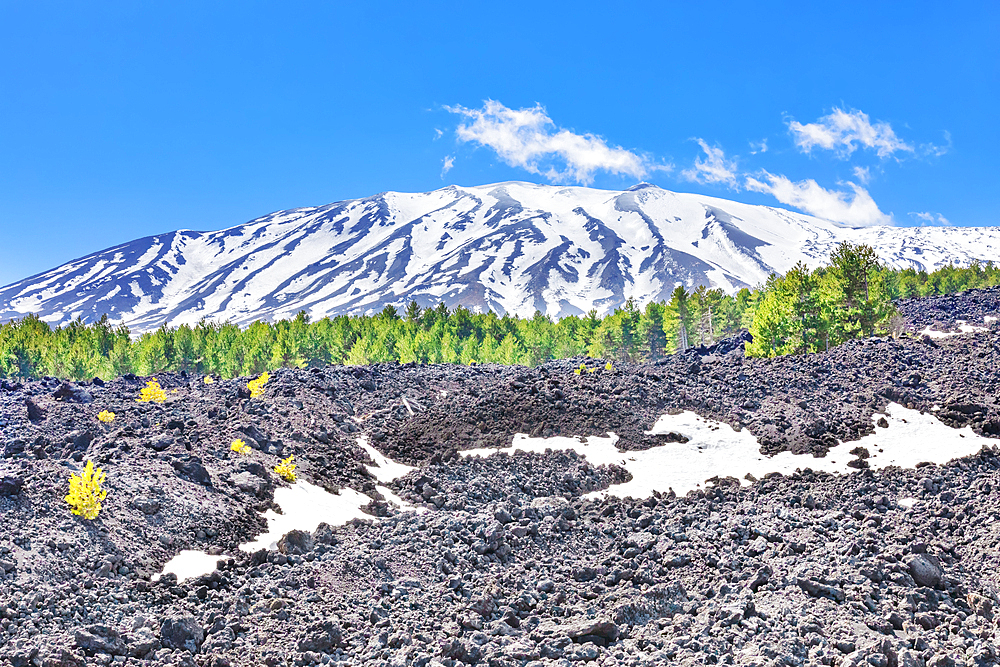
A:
1 288 999 666
2 182 1000 332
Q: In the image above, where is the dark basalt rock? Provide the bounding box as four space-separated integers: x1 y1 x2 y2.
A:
0 288 998 666
53 382 93 404
171 456 212 486
25 398 44 421
908 553 945 589
74 625 125 656
277 529 314 555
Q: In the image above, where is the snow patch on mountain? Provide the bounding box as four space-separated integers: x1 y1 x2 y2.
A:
2 182 999 332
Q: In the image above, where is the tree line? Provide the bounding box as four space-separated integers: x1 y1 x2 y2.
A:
2 243 998 381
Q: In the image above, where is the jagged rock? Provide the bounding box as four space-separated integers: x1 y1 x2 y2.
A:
0 476 24 496
296 620 344 652
611 582 687 626
130 496 161 515
277 529 314 555
160 616 204 652
74 625 125 655
908 554 944 588
128 627 160 657
53 383 93 404
229 471 267 496
25 398 44 421
171 456 212 485
797 578 846 602
564 618 620 644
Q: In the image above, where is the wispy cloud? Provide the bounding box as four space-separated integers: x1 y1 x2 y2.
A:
746 171 892 227
681 139 739 187
440 155 455 178
922 130 952 158
909 211 952 226
433 128 444 140
677 137 892 228
852 165 871 184
445 100 669 185
787 107 914 159
749 139 768 155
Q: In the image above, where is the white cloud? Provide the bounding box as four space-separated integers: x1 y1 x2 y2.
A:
852 165 871 184
745 171 892 227
440 155 455 178
788 107 914 159
445 100 667 185
681 139 739 187
909 211 952 226
921 130 951 157
749 139 768 155
433 128 444 140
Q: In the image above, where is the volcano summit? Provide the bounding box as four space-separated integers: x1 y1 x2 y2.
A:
2 182 999 332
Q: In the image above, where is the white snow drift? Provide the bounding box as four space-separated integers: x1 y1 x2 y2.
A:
157 436 421 582
159 403 991 582
461 402 992 499
919 317 994 339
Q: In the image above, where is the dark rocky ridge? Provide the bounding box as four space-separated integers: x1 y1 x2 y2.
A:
0 288 998 666
896 288 1000 332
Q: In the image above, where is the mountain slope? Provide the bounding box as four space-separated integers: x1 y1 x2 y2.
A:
2 182 998 332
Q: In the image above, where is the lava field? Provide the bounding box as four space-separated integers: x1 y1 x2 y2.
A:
2 289 1000 667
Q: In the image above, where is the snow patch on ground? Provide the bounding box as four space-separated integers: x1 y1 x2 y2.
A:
461 403 990 499
358 435 415 483
158 401 989 582
156 438 418 582
240 483 378 553
919 317 993 338
154 550 229 584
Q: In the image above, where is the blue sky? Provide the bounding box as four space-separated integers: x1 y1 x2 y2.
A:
1 1 997 286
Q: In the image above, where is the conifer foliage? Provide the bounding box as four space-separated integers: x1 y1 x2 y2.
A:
1 245 998 379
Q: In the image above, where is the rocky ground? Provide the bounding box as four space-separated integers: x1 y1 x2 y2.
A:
896 288 1000 332
1 288 999 666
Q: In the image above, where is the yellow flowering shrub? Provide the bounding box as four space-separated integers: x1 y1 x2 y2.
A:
231 439 249 455
605 361 613 371
136 379 167 404
65 460 107 520
274 455 297 482
204 376 215 384
247 371 270 399
97 410 115 423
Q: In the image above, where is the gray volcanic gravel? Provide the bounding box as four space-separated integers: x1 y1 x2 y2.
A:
0 288 999 666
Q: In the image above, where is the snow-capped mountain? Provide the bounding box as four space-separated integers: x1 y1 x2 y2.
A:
2 182 998 332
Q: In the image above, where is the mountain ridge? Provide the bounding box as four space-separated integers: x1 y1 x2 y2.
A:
2 181 999 332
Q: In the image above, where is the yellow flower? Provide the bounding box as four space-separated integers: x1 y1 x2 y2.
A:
247 371 270 399
230 439 249 455
605 361 613 371
65 460 108 520
274 454 297 482
97 410 115 424
204 376 215 384
136 379 167 404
